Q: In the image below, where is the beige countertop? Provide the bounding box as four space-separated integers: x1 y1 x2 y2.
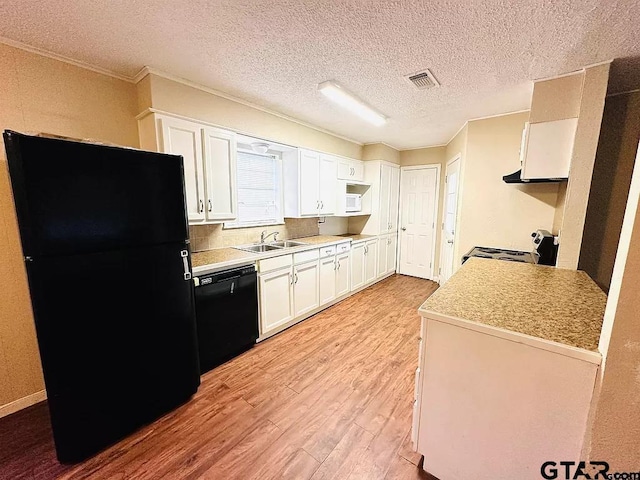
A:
419 258 607 352
337 233 377 242
192 235 355 275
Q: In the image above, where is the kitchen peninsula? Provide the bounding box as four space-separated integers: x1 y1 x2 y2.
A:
412 258 607 480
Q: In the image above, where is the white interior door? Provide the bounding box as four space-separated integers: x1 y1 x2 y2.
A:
399 166 439 279
440 157 461 284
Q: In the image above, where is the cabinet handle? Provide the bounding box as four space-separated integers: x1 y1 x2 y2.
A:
320 200 324 209
294 272 299 284
208 199 213 212
289 273 294 285
337 260 341 270
199 199 204 213
364 246 368 254
317 200 320 209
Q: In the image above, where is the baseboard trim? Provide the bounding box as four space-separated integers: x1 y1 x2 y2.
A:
0 390 47 419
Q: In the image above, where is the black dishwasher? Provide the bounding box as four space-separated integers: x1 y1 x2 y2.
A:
194 265 259 374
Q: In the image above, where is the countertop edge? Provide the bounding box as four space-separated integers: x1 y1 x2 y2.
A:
192 237 353 274
419 309 603 364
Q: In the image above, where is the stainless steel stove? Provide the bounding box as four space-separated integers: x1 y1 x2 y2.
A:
462 246 538 264
461 230 559 266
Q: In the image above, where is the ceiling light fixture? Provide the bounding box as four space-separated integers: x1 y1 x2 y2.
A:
317 81 387 127
250 142 270 154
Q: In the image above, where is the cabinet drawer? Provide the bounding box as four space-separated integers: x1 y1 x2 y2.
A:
259 254 293 273
319 245 337 258
294 248 320 265
336 242 350 254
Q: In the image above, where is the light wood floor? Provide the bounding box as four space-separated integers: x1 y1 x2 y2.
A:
1 274 438 480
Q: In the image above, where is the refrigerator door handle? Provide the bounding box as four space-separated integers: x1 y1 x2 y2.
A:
181 250 192 280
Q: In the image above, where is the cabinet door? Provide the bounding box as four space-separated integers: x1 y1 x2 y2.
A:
388 166 400 232
365 240 378 284
377 235 388 278
259 267 294 335
202 127 237 222
299 150 320 216
337 159 352 180
319 154 337 215
336 251 350 297
159 116 205 223
293 261 320 317
379 164 391 233
386 234 397 275
350 243 366 291
319 256 337 305
351 160 365 182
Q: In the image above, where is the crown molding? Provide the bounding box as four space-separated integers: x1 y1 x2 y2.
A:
133 66 365 147
0 36 134 82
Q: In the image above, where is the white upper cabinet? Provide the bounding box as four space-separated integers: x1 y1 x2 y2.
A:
159 116 206 223
360 161 401 235
140 113 238 225
319 154 337 215
284 149 337 217
299 150 321 215
337 158 365 182
520 118 578 180
202 127 237 221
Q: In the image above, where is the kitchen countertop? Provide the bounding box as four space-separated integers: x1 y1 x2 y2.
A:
337 233 377 242
192 234 355 275
419 258 607 352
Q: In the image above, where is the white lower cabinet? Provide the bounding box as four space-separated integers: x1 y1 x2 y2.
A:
294 260 320 318
376 233 398 278
350 242 366 291
335 250 350 297
319 255 337 305
364 239 377 285
259 266 295 335
351 239 377 291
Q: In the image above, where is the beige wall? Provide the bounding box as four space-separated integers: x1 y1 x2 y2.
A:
579 92 640 292
361 142 400 164
142 74 362 159
456 112 560 263
557 63 611 269
529 73 584 123
0 43 139 411
399 147 447 273
583 147 640 471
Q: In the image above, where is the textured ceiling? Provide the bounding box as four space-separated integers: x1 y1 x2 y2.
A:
1 0 639 149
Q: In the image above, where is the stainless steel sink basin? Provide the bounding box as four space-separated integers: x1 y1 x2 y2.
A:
270 240 307 248
235 244 284 253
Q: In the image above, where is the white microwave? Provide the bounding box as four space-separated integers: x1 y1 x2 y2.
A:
345 193 362 212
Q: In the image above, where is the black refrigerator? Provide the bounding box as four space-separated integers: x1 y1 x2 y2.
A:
3 131 201 463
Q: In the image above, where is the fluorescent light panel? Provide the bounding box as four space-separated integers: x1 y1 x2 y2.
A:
318 81 387 126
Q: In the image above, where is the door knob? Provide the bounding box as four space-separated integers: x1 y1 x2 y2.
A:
447 239 454 244
401 227 407 231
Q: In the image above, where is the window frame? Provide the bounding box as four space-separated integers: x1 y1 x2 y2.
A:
224 148 285 229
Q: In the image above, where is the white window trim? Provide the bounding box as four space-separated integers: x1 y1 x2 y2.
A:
224 149 285 230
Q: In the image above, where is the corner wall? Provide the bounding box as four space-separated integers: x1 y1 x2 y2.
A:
579 92 640 292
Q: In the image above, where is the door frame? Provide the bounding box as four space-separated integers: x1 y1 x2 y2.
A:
397 164 441 281
439 154 462 284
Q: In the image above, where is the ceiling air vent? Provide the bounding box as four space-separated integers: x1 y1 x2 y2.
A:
404 69 440 90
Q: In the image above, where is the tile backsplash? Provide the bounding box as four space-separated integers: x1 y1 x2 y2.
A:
189 218 320 252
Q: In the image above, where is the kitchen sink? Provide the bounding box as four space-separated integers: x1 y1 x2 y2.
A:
235 244 284 253
270 240 307 248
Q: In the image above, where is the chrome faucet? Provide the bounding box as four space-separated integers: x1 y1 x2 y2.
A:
260 230 279 243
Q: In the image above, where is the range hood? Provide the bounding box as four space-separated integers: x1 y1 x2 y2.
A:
502 169 565 184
